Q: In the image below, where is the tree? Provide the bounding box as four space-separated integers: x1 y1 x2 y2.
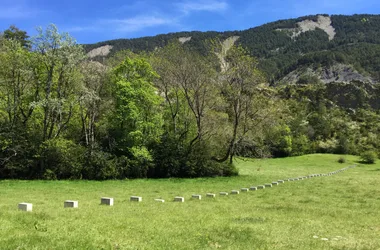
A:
79 61 108 149
3 25 30 48
108 56 163 160
213 45 268 163
32 24 85 141
0 38 35 177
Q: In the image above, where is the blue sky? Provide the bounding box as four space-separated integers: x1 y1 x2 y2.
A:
1 0 379 44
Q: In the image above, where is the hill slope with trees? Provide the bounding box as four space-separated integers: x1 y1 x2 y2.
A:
0 15 379 180
85 14 380 84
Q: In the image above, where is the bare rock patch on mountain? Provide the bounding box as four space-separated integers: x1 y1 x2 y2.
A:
277 15 336 41
87 45 113 58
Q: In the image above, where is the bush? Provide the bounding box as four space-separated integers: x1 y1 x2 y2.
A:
40 139 85 179
83 150 120 180
360 151 377 164
152 135 239 178
291 135 310 156
337 157 346 163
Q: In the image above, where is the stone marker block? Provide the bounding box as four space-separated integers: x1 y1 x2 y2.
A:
130 196 142 202
155 199 165 203
272 182 279 186
231 190 239 194
257 185 265 189
64 200 78 208
100 197 114 206
173 196 185 202
249 186 257 191
220 192 228 196
18 203 32 212
288 178 294 181
241 188 249 192
206 193 216 198
192 194 202 200
278 180 284 183
265 183 272 188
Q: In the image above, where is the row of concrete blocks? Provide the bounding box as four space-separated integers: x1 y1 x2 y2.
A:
18 165 356 211
285 165 356 182
18 179 287 211
18 197 160 211
17 185 279 211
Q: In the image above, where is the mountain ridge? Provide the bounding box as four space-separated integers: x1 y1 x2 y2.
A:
85 14 380 84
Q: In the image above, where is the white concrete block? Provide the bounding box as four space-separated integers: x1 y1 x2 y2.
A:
18 203 32 212
249 186 257 191
100 197 114 206
206 193 216 198
64 200 78 208
288 178 294 181
272 182 279 186
192 194 202 200
257 185 265 189
265 183 272 188
219 192 228 196
173 196 185 202
241 188 249 192
278 180 284 183
155 199 165 203
231 190 239 194
130 196 142 202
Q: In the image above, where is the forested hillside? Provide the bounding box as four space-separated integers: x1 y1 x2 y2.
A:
85 14 380 83
0 15 379 180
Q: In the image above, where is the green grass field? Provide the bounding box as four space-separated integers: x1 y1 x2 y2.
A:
1 154 379 250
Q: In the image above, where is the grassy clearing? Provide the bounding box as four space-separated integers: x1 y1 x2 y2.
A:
0 154 379 249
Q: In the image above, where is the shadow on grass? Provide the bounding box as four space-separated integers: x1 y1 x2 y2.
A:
354 160 377 165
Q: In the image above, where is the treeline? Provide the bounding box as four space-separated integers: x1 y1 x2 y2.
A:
0 25 379 180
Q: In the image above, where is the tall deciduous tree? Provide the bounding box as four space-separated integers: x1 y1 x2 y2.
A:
79 61 108 149
0 39 33 172
109 56 163 158
32 24 85 141
213 45 269 163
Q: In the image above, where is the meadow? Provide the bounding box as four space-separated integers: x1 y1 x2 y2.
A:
0 154 379 250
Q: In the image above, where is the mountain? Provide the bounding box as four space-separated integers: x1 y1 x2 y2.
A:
85 14 380 85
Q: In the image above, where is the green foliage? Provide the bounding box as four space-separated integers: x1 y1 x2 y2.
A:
297 74 321 85
39 138 85 179
2 25 30 48
82 150 120 180
291 135 311 156
1 22 380 180
338 156 346 163
360 150 377 164
269 125 293 157
110 56 163 152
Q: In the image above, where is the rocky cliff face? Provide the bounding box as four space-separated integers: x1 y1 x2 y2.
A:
280 64 375 85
